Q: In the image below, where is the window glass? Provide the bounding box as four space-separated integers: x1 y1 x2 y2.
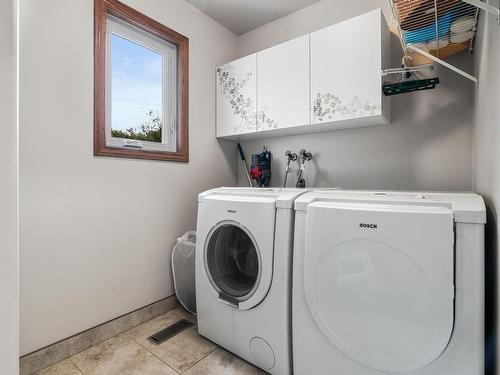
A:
111 34 163 143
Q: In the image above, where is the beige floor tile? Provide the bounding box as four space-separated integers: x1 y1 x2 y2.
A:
126 307 216 373
34 359 82 375
126 308 195 342
143 327 217 373
184 348 266 375
70 334 176 375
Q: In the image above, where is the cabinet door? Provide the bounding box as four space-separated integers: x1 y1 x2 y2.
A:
257 35 310 131
216 54 257 137
311 9 383 125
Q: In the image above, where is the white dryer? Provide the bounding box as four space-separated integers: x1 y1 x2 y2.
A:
292 190 486 375
196 187 307 375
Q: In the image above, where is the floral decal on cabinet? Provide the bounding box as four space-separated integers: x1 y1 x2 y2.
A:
259 108 278 130
217 65 258 134
313 93 381 122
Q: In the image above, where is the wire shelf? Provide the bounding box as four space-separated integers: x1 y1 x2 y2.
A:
391 0 479 61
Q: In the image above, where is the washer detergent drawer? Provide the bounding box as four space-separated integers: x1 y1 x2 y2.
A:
304 201 454 372
198 195 276 311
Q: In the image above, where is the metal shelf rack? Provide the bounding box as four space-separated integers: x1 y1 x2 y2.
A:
389 0 499 83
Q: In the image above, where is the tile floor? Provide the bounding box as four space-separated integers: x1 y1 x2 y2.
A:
35 307 266 375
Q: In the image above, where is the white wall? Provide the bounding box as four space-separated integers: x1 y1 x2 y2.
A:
0 0 19 372
19 0 238 355
236 0 475 191
474 2 500 374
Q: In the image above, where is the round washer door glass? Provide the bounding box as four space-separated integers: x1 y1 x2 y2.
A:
206 223 259 300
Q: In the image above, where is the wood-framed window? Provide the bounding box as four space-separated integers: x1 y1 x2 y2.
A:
94 0 189 162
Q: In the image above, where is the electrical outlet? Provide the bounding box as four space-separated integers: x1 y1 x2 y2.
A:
146 306 153 315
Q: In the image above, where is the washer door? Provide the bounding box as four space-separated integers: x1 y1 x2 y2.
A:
206 222 260 302
304 201 454 373
198 194 276 310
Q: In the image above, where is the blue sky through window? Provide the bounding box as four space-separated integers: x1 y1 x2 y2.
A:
111 34 163 131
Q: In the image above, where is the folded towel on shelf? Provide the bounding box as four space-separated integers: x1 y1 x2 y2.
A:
450 30 475 44
450 16 475 33
409 42 428 51
426 37 450 50
398 0 460 31
408 37 449 53
404 11 453 44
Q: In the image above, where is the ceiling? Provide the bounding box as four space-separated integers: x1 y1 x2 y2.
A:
186 0 322 35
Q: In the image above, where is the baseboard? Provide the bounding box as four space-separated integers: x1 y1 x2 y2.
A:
20 295 179 375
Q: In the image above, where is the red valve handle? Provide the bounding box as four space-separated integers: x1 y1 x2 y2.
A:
250 166 262 179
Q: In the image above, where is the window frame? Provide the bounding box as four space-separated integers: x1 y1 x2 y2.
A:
94 0 189 162
106 16 177 152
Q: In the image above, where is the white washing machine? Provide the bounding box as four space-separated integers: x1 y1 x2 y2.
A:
292 190 486 375
196 187 307 375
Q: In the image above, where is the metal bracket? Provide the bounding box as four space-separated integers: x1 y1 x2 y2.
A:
408 45 478 83
462 0 500 24
381 64 435 76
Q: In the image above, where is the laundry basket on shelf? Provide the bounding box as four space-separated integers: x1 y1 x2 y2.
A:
171 231 197 314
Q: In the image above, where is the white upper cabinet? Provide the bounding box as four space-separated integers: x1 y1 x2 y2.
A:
310 9 390 127
257 35 310 132
216 9 390 139
216 54 257 137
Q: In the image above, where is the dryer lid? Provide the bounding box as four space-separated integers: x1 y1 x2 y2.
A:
295 190 486 223
303 201 454 372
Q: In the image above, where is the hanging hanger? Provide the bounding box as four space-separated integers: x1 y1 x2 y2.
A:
382 57 440 96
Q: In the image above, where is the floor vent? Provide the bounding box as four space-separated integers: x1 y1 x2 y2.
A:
148 319 193 345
